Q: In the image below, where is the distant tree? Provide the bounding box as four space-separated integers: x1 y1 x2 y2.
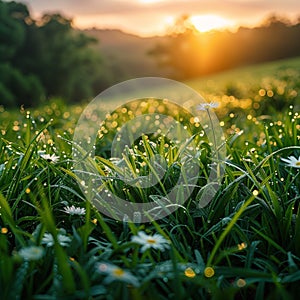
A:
150 14 300 79
0 1 25 60
149 16 203 79
261 14 291 28
0 1 43 106
0 0 109 107
28 13 102 102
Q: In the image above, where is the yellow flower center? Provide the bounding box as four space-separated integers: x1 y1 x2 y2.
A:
296 161 300 166
185 267 196 278
236 278 246 287
238 242 247 250
204 267 215 278
147 238 156 244
113 268 125 277
202 104 210 109
1 227 8 234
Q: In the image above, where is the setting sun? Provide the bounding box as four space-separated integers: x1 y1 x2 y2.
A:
190 14 236 32
138 0 164 3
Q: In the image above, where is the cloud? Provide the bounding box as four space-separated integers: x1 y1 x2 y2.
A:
22 0 300 17
19 0 300 35
22 0 150 15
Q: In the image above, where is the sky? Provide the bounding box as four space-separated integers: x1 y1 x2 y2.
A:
18 0 300 36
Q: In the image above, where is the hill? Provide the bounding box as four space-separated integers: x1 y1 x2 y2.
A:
84 29 171 80
84 21 300 87
186 55 300 96
184 56 300 120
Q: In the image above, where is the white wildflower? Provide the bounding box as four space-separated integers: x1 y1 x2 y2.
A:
63 205 86 216
131 231 170 252
197 102 219 111
41 230 72 247
40 153 59 163
18 246 44 261
97 262 139 287
281 155 300 168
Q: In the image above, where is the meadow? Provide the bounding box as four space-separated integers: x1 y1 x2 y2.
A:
0 57 300 299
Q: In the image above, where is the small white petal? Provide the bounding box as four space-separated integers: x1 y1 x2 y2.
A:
19 246 44 261
281 155 300 168
131 231 170 252
63 205 86 215
40 153 60 163
197 102 219 111
97 263 139 286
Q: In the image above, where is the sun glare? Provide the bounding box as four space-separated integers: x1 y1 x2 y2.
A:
138 0 163 3
190 14 235 33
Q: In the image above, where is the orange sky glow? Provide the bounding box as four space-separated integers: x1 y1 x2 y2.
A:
20 0 300 36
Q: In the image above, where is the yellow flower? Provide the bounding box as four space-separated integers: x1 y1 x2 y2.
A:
1 227 8 234
236 278 246 287
184 267 196 278
204 267 215 278
237 242 247 250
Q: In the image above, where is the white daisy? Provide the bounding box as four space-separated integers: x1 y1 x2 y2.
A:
131 231 170 252
40 153 60 163
18 246 44 261
197 102 219 111
63 205 86 216
281 155 300 168
97 262 139 287
41 230 72 247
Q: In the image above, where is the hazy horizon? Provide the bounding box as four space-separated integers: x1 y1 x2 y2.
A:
16 0 300 37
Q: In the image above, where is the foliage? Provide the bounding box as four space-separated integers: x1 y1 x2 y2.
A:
0 0 107 107
150 14 300 79
0 58 300 299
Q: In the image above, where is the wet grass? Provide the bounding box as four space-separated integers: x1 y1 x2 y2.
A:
0 57 300 299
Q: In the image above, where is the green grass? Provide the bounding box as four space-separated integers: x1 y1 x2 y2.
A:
0 58 300 299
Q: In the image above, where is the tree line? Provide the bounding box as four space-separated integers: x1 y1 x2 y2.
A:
150 15 300 79
0 0 112 107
